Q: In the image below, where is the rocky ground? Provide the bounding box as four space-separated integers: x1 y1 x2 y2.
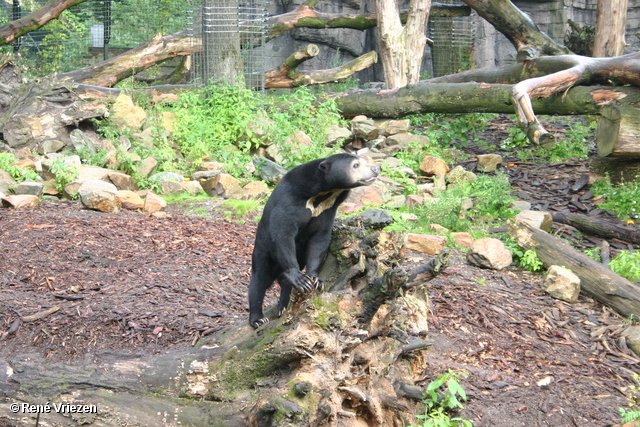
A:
1 115 639 427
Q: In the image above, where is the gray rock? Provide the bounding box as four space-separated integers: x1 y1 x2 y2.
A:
149 172 184 184
69 129 96 154
14 181 44 197
345 209 395 229
253 157 288 185
351 120 380 141
622 326 640 357
192 170 223 181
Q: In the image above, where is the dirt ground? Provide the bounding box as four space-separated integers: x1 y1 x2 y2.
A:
1 115 639 426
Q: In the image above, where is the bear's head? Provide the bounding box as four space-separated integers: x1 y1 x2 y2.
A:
319 153 380 189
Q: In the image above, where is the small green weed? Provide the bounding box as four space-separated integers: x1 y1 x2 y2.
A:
539 119 595 162
519 249 544 272
412 113 496 150
500 126 528 149
591 177 640 221
0 152 38 182
619 373 640 423
609 251 640 282
49 158 79 192
221 199 262 221
583 247 601 262
386 173 515 234
413 370 473 427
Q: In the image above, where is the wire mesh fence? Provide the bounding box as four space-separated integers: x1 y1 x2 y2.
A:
427 0 475 78
1 0 470 87
0 0 191 76
188 0 267 90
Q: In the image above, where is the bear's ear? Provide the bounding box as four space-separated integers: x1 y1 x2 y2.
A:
319 159 331 174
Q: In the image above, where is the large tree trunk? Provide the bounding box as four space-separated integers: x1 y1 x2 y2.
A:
375 0 431 89
201 0 243 85
593 0 628 58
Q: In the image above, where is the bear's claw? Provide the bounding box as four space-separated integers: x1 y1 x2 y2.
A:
251 317 269 329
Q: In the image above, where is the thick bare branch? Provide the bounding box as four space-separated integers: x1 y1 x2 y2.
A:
0 0 88 46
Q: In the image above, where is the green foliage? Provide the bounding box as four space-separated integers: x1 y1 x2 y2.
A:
519 249 544 272
413 370 473 427
221 199 262 221
76 146 110 169
49 157 79 192
500 126 528 150
583 247 601 262
35 11 87 75
172 84 262 172
591 177 640 221
539 119 595 162
500 117 594 163
620 373 640 423
411 113 496 150
0 152 38 182
387 173 515 235
609 251 640 282
264 86 345 167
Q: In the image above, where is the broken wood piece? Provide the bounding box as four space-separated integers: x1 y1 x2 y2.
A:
508 219 640 319
21 306 61 322
597 105 640 158
552 212 640 245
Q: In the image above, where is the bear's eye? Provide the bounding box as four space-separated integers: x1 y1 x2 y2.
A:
353 162 360 168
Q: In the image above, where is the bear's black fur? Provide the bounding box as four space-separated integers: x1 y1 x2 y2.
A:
248 153 380 328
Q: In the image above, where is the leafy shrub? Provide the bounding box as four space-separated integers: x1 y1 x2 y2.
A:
591 177 640 220
0 153 38 182
412 370 473 427
609 251 640 282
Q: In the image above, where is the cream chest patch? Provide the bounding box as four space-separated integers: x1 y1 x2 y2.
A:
306 189 346 217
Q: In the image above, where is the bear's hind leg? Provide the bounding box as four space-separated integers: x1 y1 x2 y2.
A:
248 266 273 328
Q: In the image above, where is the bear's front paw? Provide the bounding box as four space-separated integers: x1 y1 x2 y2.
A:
250 317 269 329
281 269 315 292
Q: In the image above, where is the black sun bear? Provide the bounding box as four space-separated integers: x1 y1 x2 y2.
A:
248 153 380 328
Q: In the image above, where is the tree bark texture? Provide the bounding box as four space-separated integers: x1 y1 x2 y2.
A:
597 105 640 158
58 33 194 87
593 0 629 58
508 219 640 320
334 82 640 117
201 0 243 86
375 0 431 88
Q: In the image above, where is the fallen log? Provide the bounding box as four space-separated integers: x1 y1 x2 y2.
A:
334 83 640 117
508 219 640 319
552 212 640 245
597 105 640 158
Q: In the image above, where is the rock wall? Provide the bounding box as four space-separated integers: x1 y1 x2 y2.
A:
259 0 640 84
